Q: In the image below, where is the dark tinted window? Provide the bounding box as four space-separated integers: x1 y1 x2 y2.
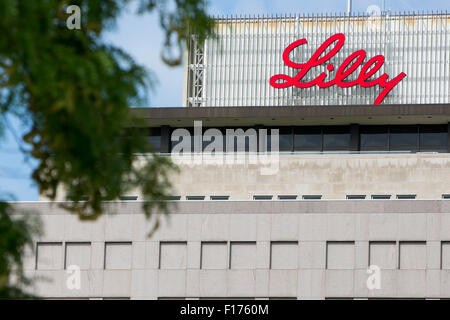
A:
186 196 205 200
361 133 388 148
265 127 292 152
294 127 322 150
346 195 366 200
149 128 161 136
278 195 297 200
302 195 322 200
390 126 418 148
120 196 138 200
210 196 229 200
253 195 273 200
122 127 161 152
148 136 161 151
371 195 391 199
420 125 447 149
276 127 293 152
396 194 416 199
420 132 447 147
323 127 351 150
360 126 388 149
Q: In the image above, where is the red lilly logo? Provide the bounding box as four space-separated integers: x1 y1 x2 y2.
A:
269 33 406 104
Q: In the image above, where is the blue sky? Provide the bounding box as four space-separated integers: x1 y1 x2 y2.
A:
0 0 448 201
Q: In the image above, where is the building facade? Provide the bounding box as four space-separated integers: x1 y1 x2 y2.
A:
16 12 450 299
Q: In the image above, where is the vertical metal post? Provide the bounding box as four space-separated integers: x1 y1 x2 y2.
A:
350 124 360 152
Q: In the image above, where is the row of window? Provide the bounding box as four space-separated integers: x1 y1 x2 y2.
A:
159 297 450 300
80 194 450 202
255 195 420 200
46 297 130 300
143 125 449 153
158 297 296 300
35 240 450 271
169 194 450 200
50 296 450 300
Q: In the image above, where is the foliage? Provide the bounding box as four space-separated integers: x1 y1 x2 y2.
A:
0 201 41 299
0 0 214 298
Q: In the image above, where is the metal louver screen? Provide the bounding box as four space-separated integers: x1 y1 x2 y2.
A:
184 13 450 107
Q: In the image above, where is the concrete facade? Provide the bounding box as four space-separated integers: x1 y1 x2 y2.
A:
144 153 450 201
16 200 450 299
28 151 450 299
43 153 450 202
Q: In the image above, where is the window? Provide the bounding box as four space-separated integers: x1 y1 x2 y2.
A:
419 125 447 151
326 241 355 269
270 242 298 269
159 242 187 269
253 195 272 200
230 242 257 269
396 194 416 199
371 195 391 200
294 127 322 151
104 242 132 270
278 127 293 152
168 196 181 200
36 242 63 270
267 127 293 152
201 242 228 269
210 196 229 200
148 128 161 152
65 242 91 270
360 126 389 150
277 195 297 200
199 297 256 300
389 125 418 150
302 195 322 200
186 196 205 200
119 196 138 201
323 127 351 150
399 241 426 269
346 195 366 200
166 125 448 154
123 127 161 152
443 194 450 199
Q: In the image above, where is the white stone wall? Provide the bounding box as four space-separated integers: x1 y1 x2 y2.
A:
150 153 450 201
15 200 450 299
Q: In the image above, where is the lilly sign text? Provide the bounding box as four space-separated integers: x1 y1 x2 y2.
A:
269 33 406 104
